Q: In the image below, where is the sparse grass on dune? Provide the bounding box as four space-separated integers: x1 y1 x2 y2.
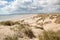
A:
4 35 18 40
24 27 36 39
37 14 60 40
0 21 20 26
39 30 60 40
55 18 60 24
49 14 58 19
54 15 60 24
0 21 15 26
0 14 60 40
10 22 35 39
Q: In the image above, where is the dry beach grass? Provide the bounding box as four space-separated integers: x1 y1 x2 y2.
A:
0 13 60 40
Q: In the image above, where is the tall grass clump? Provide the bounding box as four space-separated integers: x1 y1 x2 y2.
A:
0 21 15 26
24 27 35 39
39 30 60 40
4 35 18 40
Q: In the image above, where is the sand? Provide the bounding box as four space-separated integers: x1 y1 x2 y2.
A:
0 14 60 40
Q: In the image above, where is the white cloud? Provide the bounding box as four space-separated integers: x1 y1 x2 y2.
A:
0 0 60 14
0 0 8 7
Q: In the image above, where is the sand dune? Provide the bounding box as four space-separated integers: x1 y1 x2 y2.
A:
0 14 60 40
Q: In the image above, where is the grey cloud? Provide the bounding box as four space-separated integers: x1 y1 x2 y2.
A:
1 0 60 14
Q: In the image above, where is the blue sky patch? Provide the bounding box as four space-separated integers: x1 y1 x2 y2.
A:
5 0 14 2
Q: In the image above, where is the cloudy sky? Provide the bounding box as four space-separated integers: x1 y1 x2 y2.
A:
0 0 60 14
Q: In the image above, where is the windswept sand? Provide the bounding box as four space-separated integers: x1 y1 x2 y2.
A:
0 14 60 40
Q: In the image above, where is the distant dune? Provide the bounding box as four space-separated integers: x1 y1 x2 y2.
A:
0 13 60 40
